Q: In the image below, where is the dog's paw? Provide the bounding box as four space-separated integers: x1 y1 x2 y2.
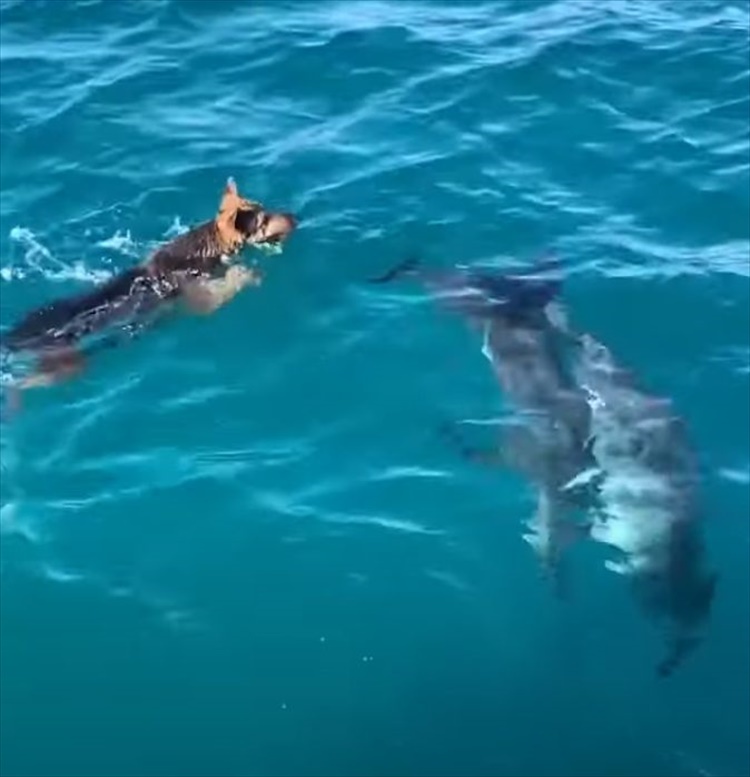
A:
227 264 261 289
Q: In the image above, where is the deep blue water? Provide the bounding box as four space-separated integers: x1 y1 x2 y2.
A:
0 1 748 776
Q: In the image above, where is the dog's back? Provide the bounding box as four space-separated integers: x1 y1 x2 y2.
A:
1 266 162 352
2 220 227 354
147 220 226 277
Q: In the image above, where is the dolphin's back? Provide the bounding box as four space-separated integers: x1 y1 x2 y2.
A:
573 332 717 677
425 269 560 325
470 271 561 319
370 255 563 324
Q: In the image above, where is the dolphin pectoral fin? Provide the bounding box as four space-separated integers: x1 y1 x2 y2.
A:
560 465 604 511
582 434 597 458
604 558 634 575
438 421 504 467
544 300 584 345
368 254 421 284
561 466 603 493
544 300 572 334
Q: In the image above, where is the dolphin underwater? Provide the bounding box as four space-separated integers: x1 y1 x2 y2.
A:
371 256 597 596
565 329 717 677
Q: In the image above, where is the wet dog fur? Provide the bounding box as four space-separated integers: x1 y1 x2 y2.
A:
1 179 297 396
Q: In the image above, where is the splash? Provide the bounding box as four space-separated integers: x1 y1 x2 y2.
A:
96 229 139 257
9 225 59 267
253 241 284 256
6 226 114 284
164 216 189 239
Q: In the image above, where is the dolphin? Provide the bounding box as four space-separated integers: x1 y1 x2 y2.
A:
371 255 597 596
565 329 717 677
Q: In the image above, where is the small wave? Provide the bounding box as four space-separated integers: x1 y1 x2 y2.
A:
718 466 750 486
709 346 750 376
424 568 474 594
254 491 443 536
370 465 450 482
321 511 444 536
14 555 207 635
39 561 85 585
0 501 43 544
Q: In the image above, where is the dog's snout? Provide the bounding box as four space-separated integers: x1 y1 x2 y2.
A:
266 212 297 241
279 212 298 230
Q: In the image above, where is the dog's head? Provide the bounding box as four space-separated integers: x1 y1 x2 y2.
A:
217 178 297 249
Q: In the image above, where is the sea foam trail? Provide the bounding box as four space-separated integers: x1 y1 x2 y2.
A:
4 226 115 284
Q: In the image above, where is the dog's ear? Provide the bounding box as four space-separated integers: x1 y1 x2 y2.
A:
219 178 260 213
218 178 241 217
216 177 256 244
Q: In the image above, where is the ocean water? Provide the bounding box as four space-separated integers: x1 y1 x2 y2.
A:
0 0 748 775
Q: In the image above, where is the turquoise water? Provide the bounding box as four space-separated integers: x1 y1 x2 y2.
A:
1 0 748 775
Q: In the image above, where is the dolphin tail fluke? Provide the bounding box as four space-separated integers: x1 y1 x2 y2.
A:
368 254 421 284
656 634 701 679
522 531 568 601
657 571 718 678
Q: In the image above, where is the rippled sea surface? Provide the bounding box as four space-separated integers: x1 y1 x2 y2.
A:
1 1 748 775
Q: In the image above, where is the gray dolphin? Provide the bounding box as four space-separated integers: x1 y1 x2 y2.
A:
564 329 718 677
371 256 597 596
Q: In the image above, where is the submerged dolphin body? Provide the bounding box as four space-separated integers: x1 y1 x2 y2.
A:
568 331 717 677
371 256 596 595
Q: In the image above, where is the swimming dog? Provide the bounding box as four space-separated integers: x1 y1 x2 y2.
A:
1 179 296 393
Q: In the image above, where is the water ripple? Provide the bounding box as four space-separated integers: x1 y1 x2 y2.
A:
0 1 748 773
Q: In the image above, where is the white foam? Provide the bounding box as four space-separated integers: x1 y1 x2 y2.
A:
0 266 23 282
97 229 139 256
49 262 114 284
164 216 189 239
9 225 57 264
7 225 114 284
253 242 284 256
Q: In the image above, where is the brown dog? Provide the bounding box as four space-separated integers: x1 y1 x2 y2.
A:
1 179 297 393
